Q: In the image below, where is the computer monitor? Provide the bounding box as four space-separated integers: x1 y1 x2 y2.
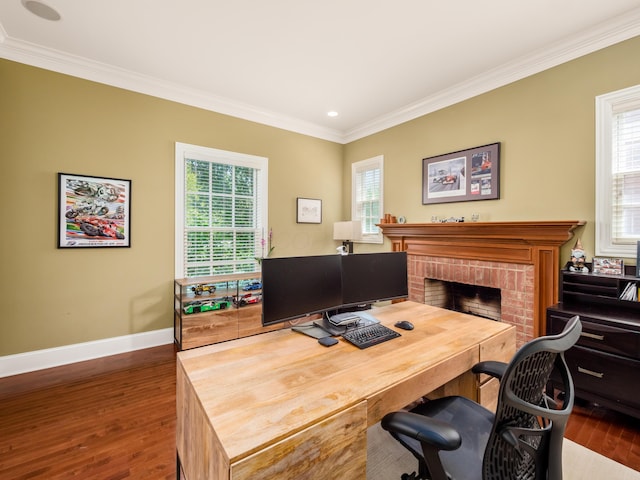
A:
261 254 343 326
341 252 408 308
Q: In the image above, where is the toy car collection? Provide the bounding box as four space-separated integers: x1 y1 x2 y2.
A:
182 280 263 314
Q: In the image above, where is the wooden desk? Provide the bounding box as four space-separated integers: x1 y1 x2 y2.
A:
176 301 516 480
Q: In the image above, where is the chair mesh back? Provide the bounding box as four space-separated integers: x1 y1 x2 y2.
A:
483 351 557 480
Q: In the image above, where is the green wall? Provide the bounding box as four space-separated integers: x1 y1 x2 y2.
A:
1 35 639 356
344 35 640 263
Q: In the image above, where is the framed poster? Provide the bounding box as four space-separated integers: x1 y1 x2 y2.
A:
592 257 624 275
422 142 500 205
296 197 322 224
58 172 131 248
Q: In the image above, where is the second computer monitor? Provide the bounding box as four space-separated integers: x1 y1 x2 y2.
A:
341 251 408 308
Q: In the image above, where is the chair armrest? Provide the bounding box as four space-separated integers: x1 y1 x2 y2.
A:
381 411 461 451
472 360 507 380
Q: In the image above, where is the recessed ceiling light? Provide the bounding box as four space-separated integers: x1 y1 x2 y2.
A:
327 111 339 117
22 0 61 21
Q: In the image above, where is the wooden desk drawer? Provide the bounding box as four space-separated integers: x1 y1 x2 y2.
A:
565 346 640 409
548 311 640 360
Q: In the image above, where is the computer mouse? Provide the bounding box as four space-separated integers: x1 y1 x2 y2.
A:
395 321 414 331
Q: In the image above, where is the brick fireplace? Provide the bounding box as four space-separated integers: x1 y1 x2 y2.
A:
379 221 583 347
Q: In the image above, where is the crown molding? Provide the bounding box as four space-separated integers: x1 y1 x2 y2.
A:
2 7 640 145
0 36 345 143
342 8 640 143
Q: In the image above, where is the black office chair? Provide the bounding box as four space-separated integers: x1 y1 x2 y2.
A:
381 315 581 480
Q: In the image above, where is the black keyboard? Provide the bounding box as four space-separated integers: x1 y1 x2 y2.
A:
341 323 401 349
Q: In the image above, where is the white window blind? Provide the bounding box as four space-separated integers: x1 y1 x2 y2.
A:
352 156 383 244
175 143 268 278
596 86 640 257
611 107 640 244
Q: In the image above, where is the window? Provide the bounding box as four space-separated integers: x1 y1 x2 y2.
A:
352 155 383 244
175 143 268 278
596 85 640 257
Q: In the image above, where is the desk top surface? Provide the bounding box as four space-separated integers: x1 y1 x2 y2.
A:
177 301 513 462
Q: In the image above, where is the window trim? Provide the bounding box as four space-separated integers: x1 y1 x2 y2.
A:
174 142 268 278
351 155 384 244
595 85 640 257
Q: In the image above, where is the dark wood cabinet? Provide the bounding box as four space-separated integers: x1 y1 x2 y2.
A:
547 266 640 419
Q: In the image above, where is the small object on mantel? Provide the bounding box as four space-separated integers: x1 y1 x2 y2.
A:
381 213 400 223
568 238 589 272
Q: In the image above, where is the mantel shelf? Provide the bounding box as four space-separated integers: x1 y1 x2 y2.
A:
377 221 585 247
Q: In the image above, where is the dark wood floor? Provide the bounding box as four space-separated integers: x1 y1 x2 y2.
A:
1 344 640 479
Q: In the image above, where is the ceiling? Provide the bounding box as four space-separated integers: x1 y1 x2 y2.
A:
2 1 640 143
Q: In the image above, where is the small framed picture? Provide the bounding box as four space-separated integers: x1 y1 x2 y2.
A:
592 257 624 275
296 197 322 224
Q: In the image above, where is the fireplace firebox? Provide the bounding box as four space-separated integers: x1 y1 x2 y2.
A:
424 279 501 321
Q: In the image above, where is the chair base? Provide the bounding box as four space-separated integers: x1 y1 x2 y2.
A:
401 472 420 480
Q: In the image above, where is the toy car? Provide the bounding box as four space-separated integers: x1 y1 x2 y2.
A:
183 301 203 314
183 299 232 314
243 281 262 291
235 293 262 307
192 284 217 295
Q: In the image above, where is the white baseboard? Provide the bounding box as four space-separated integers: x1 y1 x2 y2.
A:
0 328 174 378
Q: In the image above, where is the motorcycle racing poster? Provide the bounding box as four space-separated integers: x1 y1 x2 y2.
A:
57 173 131 248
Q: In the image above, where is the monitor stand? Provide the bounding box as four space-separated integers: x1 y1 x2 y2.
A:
313 312 380 336
313 317 347 336
329 311 361 327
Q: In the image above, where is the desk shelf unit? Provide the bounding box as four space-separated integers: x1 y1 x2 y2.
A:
174 272 281 350
560 266 639 311
547 265 640 419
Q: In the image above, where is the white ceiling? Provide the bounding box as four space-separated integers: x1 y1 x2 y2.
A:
2 1 640 143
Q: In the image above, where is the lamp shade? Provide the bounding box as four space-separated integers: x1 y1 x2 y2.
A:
333 220 363 241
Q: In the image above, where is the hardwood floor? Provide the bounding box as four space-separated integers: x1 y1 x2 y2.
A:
1 344 639 479
565 398 640 471
0 345 177 480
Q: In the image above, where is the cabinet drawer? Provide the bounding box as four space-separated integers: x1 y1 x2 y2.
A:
548 311 640 360
565 346 640 409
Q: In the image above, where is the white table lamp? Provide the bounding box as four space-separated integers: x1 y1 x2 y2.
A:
333 220 362 254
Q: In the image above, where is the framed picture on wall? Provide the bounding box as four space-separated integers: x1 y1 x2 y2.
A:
422 142 500 205
296 197 322 224
57 172 131 248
